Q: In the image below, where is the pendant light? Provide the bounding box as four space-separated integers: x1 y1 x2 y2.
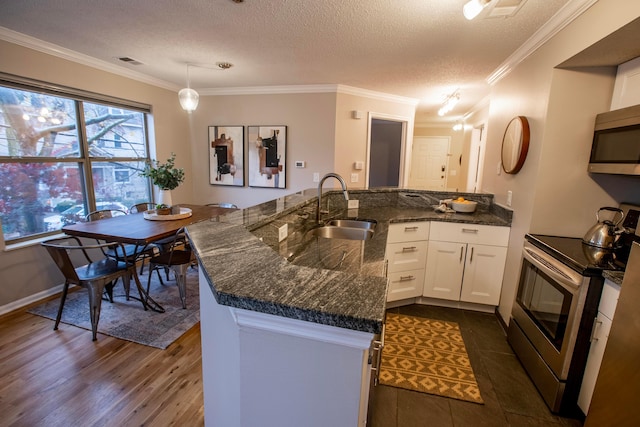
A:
178 64 199 113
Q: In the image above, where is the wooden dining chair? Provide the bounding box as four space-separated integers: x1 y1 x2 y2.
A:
85 209 156 277
145 227 192 309
41 236 137 340
129 202 155 214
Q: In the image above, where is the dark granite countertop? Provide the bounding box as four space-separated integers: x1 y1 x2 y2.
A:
187 188 512 334
603 270 624 286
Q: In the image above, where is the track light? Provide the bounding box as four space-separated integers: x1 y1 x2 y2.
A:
438 92 460 116
463 0 491 20
178 64 199 113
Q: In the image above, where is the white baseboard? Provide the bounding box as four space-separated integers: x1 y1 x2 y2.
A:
0 284 63 316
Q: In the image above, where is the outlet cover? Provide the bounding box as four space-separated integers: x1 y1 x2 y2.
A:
348 199 359 209
506 191 513 207
313 172 319 182
278 224 288 242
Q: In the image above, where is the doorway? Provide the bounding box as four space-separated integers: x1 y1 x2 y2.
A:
408 136 450 190
368 119 404 188
466 125 485 193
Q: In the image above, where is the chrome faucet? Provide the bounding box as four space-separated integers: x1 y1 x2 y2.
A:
317 173 349 223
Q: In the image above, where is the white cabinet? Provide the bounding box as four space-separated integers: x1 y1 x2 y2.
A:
423 222 509 306
385 222 429 302
578 279 621 414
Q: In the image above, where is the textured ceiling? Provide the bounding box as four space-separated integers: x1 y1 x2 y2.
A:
0 0 573 124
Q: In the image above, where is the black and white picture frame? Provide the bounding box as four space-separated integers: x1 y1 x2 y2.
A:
248 126 286 188
209 126 244 186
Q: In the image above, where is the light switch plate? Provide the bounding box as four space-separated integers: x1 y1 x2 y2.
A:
278 224 288 242
351 173 359 183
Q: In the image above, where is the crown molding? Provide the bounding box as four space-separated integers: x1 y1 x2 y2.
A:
0 26 179 91
200 83 420 106
486 0 599 85
198 84 339 96
336 84 420 106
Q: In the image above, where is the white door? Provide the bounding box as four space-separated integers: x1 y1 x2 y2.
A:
409 137 450 190
466 125 485 193
460 244 507 306
423 241 465 301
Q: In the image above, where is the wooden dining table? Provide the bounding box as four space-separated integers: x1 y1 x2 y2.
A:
62 204 233 312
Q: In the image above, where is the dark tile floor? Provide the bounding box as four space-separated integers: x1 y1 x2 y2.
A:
367 304 584 427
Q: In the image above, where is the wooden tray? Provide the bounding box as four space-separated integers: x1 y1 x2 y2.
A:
143 207 192 221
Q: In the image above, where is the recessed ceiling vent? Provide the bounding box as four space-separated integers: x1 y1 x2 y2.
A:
487 0 526 18
117 56 143 66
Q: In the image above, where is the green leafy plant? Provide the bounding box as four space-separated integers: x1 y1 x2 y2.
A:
140 153 185 190
156 203 169 209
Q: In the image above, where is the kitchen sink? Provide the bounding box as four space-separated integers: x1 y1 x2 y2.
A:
309 225 375 241
325 219 377 230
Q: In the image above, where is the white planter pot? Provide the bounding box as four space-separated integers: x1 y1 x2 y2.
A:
158 189 173 206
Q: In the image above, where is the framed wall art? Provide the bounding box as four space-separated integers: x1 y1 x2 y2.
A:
248 125 286 188
208 126 244 186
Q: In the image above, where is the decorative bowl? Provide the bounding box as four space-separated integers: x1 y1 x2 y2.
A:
451 200 477 213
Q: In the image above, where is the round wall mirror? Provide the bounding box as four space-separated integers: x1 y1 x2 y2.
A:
501 116 530 174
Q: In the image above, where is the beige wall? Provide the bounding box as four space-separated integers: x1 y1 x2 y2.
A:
0 40 190 309
188 92 337 208
479 0 640 322
334 93 416 188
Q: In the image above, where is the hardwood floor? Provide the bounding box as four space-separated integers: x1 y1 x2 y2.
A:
0 304 204 427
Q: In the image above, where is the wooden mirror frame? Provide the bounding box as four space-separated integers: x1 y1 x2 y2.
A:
501 116 530 174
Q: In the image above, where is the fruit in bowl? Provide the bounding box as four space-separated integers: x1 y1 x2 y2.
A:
451 197 477 213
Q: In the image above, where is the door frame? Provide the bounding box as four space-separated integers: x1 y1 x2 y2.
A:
365 112 414 188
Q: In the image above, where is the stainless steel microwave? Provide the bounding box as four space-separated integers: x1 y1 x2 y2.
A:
588 104 640 175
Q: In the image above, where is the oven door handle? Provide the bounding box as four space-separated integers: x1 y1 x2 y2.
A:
523 245 583 291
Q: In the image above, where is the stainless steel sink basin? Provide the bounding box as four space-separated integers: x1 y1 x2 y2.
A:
325 219 377 230
309 225 374 241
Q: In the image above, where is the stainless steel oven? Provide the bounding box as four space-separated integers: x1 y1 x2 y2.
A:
508 235 609 416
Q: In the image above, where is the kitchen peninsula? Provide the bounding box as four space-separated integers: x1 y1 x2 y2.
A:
187 188 512 427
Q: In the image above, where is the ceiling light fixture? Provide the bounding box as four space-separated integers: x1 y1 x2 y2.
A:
453 121 464 132
438 91 460 116
463 0 491 20
178 64 199 114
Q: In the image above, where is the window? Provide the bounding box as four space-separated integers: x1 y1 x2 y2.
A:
0 76 153 243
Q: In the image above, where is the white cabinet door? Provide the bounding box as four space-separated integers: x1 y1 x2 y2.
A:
423 241 465 301
459 244 507 305
387 269 426 302
578 312 613 414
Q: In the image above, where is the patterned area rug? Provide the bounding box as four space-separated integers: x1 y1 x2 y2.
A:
28 267 200 349
379 313 483 404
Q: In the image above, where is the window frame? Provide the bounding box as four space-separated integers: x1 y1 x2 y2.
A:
0 72 153 244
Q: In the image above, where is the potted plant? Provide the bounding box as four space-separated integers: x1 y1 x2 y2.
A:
155 203 171 215
140 153 185 206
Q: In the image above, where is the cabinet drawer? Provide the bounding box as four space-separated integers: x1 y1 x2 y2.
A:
387 269 425 302
429 222 509 246
387 221 430 243
386 241 428 273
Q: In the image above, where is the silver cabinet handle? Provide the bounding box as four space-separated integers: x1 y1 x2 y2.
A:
402 246 417 252
460 246 464 262
370 339 384 386
404 226 419 231
462 228 479 234
470 247 474 263
590 317 603 342
399 275 415 282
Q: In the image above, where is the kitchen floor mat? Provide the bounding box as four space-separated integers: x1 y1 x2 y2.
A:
379 312 484 404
